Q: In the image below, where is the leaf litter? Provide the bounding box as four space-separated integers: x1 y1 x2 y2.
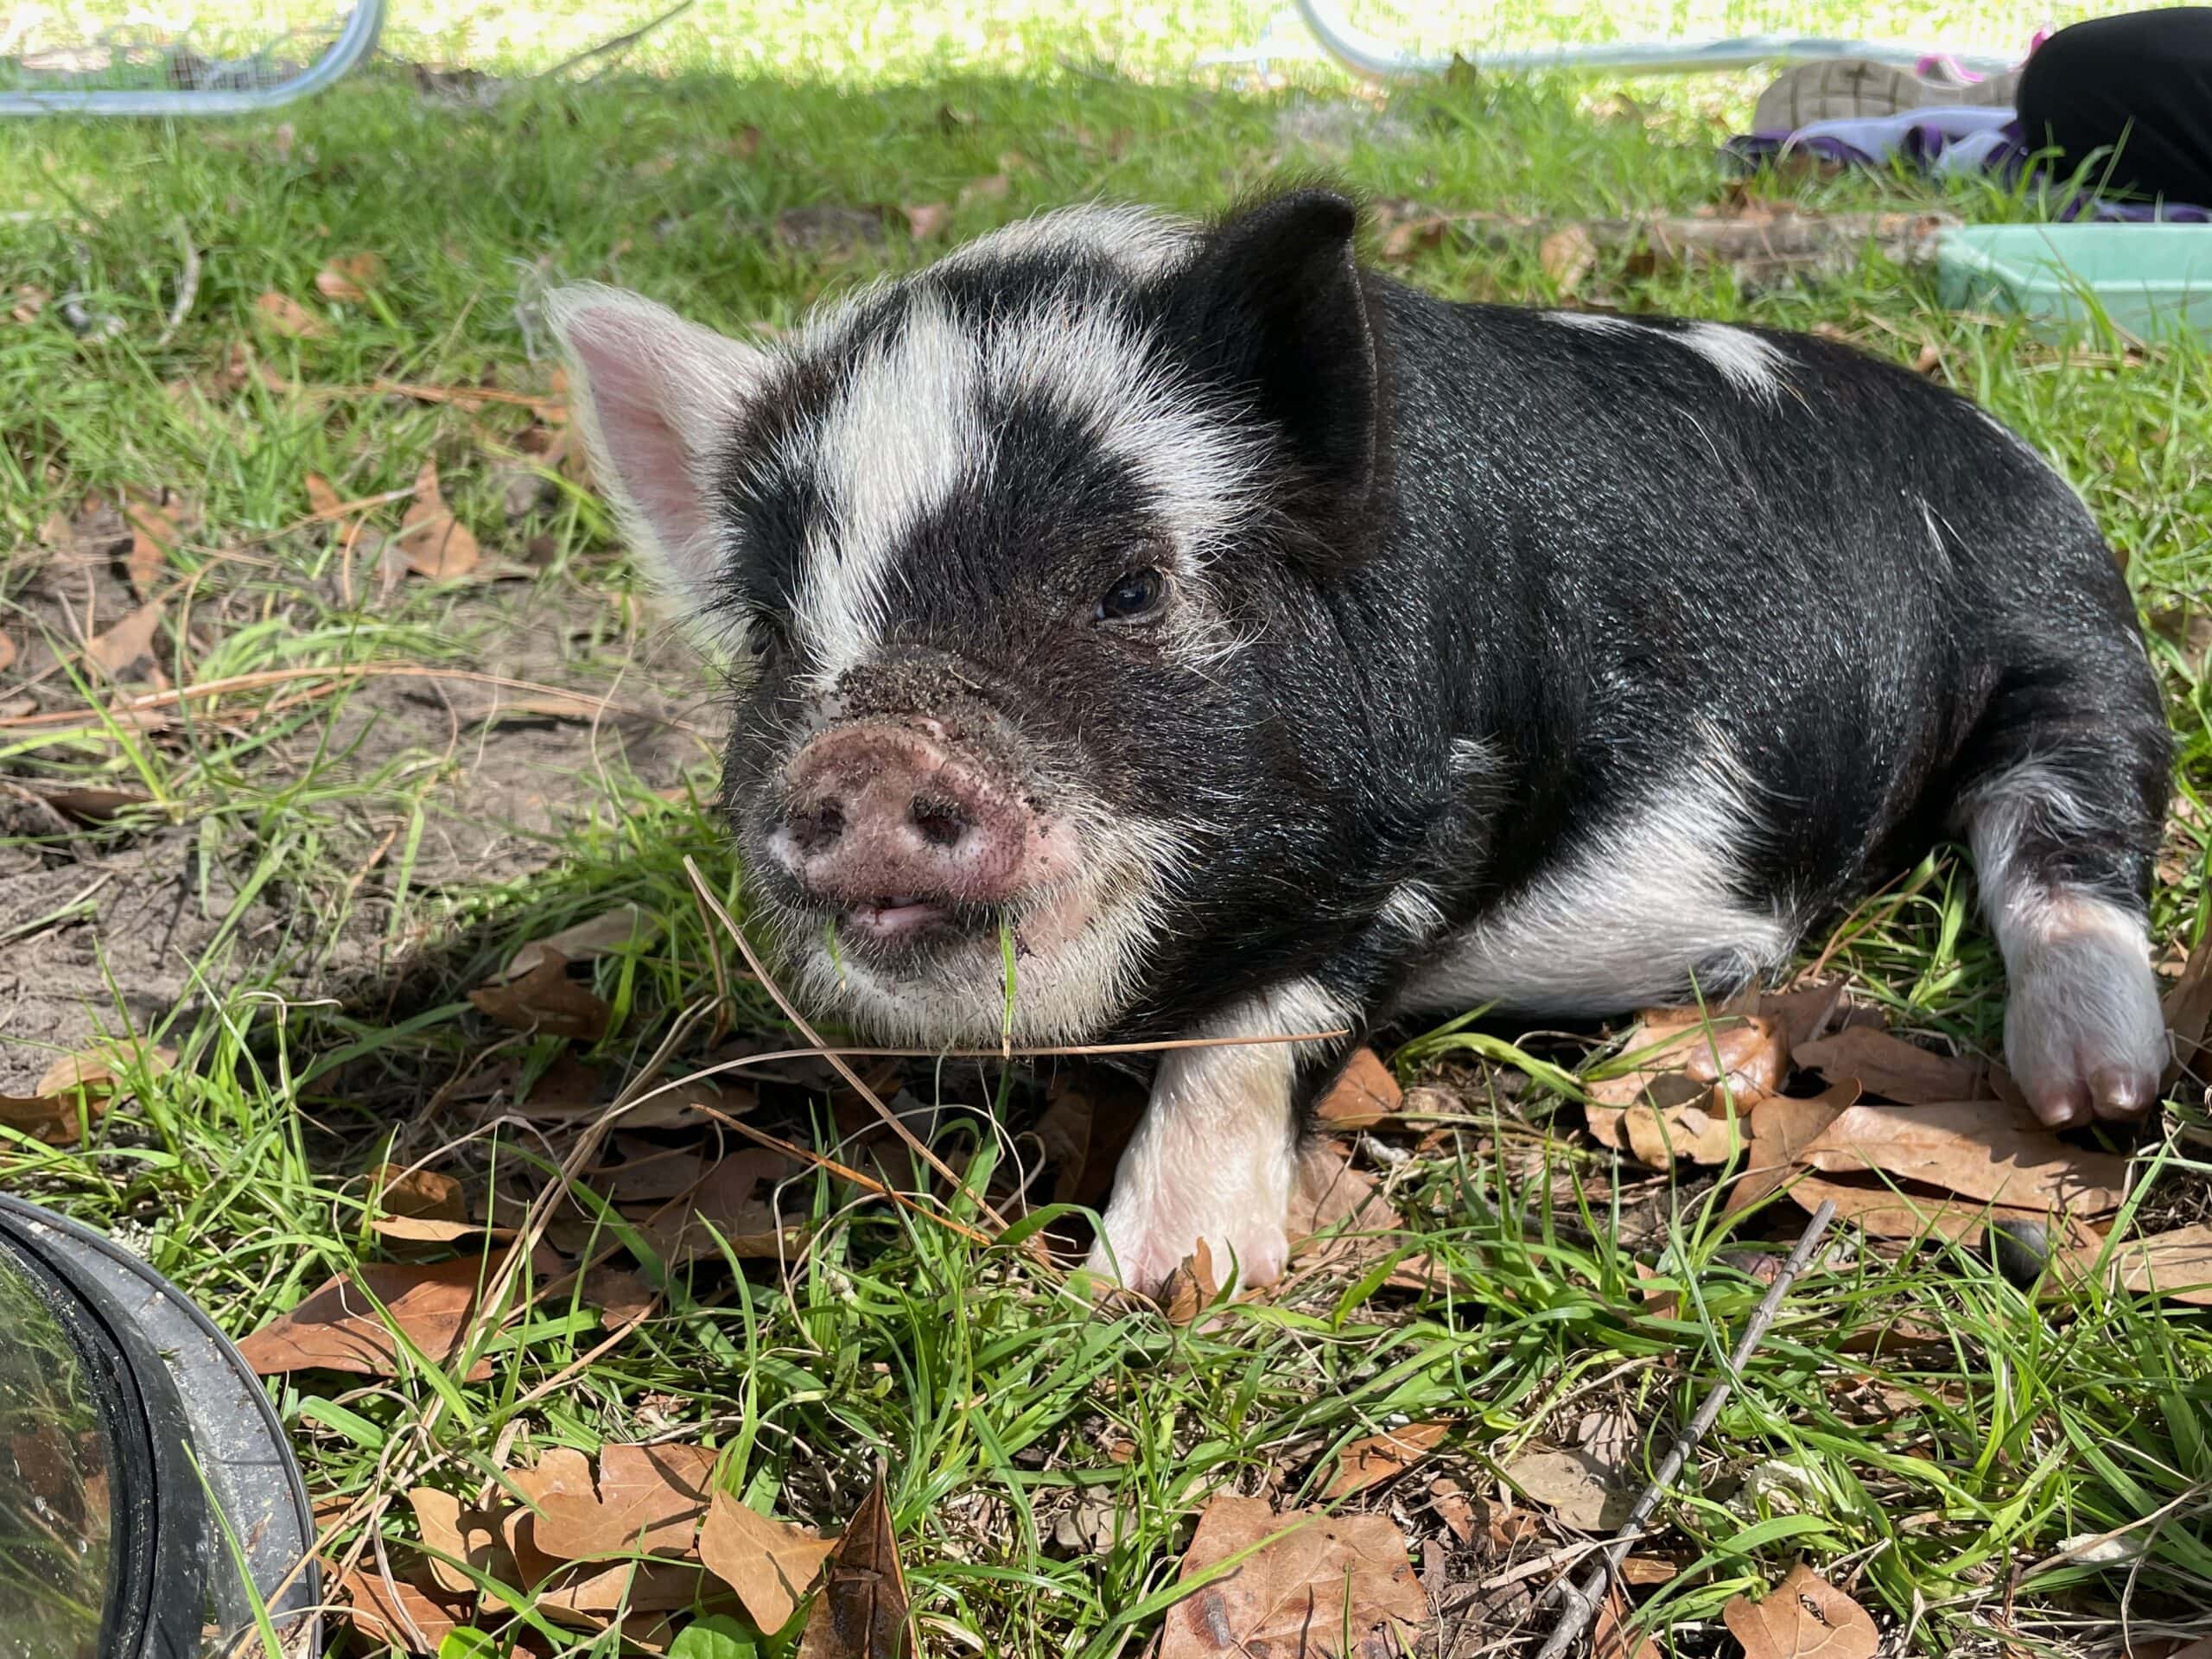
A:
1160 1492 1426 1659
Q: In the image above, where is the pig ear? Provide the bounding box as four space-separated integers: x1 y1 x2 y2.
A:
543 283 770 631
1179 188 1379 503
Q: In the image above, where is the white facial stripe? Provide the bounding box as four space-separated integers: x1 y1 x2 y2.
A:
987 301 1262 571
937 200 1199 279
791 295 984 685
1676 321 1791 403
1402 729 1797 1016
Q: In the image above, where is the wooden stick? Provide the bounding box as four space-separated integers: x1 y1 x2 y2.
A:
1531 1200 1839 1659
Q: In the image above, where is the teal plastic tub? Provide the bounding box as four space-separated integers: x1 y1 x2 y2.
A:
1936 224 2212 340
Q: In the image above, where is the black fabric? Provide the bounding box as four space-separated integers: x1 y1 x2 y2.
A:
2017 6 2212 205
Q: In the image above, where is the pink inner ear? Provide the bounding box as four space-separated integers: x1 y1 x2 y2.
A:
561 305 735 601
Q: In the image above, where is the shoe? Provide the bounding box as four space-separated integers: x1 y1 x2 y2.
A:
1752 57 2023 133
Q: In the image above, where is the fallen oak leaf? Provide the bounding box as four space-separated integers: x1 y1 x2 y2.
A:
700 1491 837 1636
508 1443 718 1561
639 1145 804 1265
1160 1493 1426 1659
1721 1561 1878 1659
2 1042 179 1144
235 1258 493 1381
1157 1238 1218 1326
2074 1224 2212 1305
2163 923 2212 1086
1499 1446 1633 1531
1325 1421 1450 1500
1315 1047 1402 1129
256 289 330 339
41 786 152 823
1586 1006 1786 1167
410 1485 562 1595
85 601 163 679
497 904 659 982
467 950 611 1040
1796 1099 2127 1215
338 1563 473 1653
0 632 16 673
1782 1170 2080 1248
1723 1081 1861 1217
315 251 386 302
123 490 190 595
33 1043 175 1101
1794 1027 2002 1105
797 1472 909 1659
393 457 481 580
1541 223 1599 296
303 472 344 518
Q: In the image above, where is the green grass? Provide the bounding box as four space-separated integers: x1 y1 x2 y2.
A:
4 9 2212 1657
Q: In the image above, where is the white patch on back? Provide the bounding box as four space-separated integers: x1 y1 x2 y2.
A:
1548 310 1646 338
1449 736 1498 777
937 200 1198 280
1675 322 1791 404
1400 734 1797 1017
789 294 984 685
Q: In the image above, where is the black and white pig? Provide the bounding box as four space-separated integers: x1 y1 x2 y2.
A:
549 188 2171 1294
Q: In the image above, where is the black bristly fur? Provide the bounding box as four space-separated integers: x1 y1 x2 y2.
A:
707 187 2170 1109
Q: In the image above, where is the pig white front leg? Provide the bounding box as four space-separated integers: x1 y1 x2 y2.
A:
1084 981 1352 1295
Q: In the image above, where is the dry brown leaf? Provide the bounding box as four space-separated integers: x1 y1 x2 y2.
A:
1158 1238 1218 1325
1723 1083 1860 1217
1315 1048 1402 1130
394 458 481 580
2164 925 2212 1085
43 786 152 822
510 1443 717 1561
2081 1224 2212 1305
500 905 659 982
304 473 345 518
1541 224 1599 296
700 1491 837 1635
410 1485 561 1594
467 950 612 1040
1586 1007 1785 1167
1379 213 1451 264
256 289 330 339
123 492 188 595
0 632 16 674
1595 1583 1661 1659
1287 1141 1406 1275
957 172 1012 207
236 1258 493 1381
34 1042 175 1100
1783 1170 2072 1247
315 251 386 302
339 1564 472 1652
9 284 48 324
1500 1448 1632 1532
1798 1100 2126 1215
372 1163 467 1224
533 1559 712 1622
902 201 952 239
1795 1027 1999 1105
1325 1421 1449 1500
1160 1493 1427 1658
1758 981 1854 1051
640 1146 804 1265
1722 1563 1878 1658
86 600 163 679
797 1475 908 1659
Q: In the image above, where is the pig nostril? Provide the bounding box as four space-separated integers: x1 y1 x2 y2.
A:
910 795 970 849
786 799 846 853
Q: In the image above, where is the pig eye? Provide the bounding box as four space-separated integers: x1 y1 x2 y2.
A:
1096 569 1167 624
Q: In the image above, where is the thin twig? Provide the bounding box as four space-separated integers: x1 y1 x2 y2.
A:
683 855 1015 1235
537 0 698 80
153 216 199 349
1532 1200 1838 1659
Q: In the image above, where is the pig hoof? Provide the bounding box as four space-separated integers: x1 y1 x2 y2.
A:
1084 1205 1291 1298
2004 909 2165 1128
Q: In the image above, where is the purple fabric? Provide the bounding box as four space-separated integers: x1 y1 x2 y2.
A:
1726 105 2212 222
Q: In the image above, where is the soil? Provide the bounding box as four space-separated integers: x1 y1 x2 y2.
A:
0 532 722 1092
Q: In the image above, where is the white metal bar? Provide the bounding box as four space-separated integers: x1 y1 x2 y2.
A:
0 0 385 116
1293 0 2012 79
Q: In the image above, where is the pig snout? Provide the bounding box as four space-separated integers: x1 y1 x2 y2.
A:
772 724 1065 938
